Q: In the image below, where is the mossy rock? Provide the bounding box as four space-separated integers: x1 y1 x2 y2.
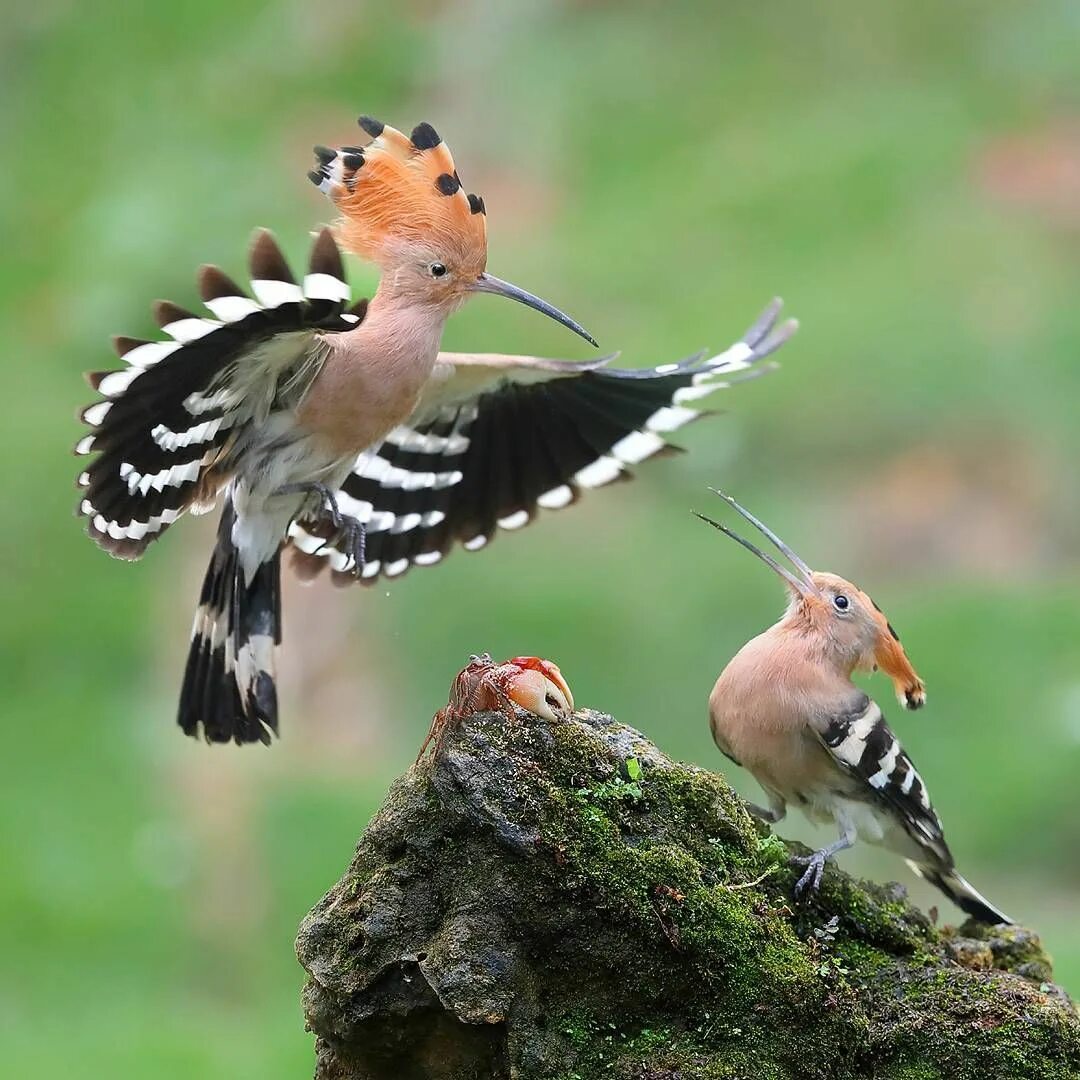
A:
296 707 1079 1079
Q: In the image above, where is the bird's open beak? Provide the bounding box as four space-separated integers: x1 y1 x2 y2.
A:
693 489 820 600
471 272 597 347
873 631 927 710
504 656 575 721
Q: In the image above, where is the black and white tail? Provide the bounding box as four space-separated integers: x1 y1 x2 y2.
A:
178 500 281 744
73 229 360 743
909 862 1012 926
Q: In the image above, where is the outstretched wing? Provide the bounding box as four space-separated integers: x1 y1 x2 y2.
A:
75 230 363 559
812 694 951 866
287 300 796 584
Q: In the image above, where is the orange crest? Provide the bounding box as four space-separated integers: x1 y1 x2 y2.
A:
310 117 488 272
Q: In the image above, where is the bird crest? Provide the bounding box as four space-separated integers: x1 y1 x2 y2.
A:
310 116 487 273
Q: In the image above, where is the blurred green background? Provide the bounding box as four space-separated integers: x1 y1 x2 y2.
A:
3 1 1080 1075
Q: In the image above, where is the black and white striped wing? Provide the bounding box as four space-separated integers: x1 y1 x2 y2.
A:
287 299 795 584
815 695 951 865
75 229 364 558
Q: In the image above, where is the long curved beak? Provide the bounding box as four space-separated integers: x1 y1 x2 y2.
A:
471 272 597 347
692 489 820 600
693 511 816 599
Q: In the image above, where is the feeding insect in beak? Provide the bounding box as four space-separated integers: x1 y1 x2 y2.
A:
471 272 598 347
693 489 820 601
872 624 926 711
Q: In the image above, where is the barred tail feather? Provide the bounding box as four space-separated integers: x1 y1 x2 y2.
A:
908 861 1012 926
179 501 281 745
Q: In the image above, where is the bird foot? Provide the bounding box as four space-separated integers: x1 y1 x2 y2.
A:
278 482 367 577
308 483 366 576
335 516 367 578
790 850 829 898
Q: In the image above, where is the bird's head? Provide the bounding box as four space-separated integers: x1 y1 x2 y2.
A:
310 116 595 345
694 490 926 710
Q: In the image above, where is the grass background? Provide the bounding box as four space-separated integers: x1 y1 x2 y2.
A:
3 2 1079 1075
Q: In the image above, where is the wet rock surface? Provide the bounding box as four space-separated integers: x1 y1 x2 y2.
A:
296 707 1080 1079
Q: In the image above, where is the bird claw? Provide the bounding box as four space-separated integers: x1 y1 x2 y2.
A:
297 482 366 576
338 517 367 577
790 850 828 898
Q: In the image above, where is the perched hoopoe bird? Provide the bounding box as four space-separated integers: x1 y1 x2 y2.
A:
698 491 1011 924
74 114 795 746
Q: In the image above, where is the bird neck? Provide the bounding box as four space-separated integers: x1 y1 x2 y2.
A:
361 281 454 368
294 284 452 458
775 611 863 683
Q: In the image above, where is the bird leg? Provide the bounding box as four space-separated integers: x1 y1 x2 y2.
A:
790 825 856 899
276 482 366 576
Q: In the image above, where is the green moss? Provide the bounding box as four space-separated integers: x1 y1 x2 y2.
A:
551 1012 796 1080
514 714 1072 1075
949 924 1056 982
529 718 1077 1076
832 938 894 977
836 954 1080 1080
514 721 870 1073
881 1065 943 1080
539 757 805 976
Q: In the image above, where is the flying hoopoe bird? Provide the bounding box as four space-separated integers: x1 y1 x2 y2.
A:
697 491 1011 924
74 114 795 746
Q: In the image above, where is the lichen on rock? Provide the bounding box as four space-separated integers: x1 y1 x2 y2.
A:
296 707 1080 1079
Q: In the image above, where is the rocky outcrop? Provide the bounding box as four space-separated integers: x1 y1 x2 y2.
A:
296 706 1079 1079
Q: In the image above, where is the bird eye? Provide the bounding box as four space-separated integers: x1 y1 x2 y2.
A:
833 594 850 612
429 262 447 278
